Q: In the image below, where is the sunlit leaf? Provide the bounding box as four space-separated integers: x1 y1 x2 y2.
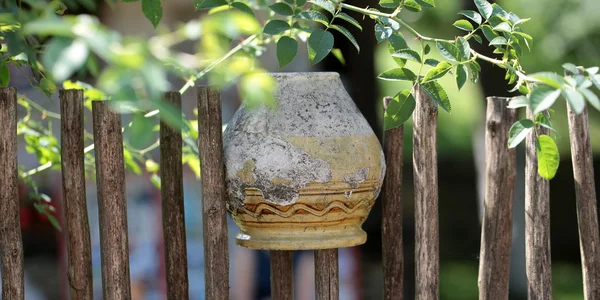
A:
475 0 493 19
508 119 534 148
458 10 482 24
422 61 452 83
436 40 462 62
420 81 451 112
384 90 416 130
337 12 362 30
537 135 559 180
456 64 468 90
453 19 473 32
562 87 585 114
392 48 421 63
378 68 417 81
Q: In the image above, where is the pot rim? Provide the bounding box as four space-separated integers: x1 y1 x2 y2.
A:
269 72 340 79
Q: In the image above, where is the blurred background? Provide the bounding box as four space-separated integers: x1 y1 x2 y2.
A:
8 0 600 299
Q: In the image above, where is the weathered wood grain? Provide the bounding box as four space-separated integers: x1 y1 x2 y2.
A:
315 249 339 300
477 97 517 300
92 101 132 300
566 104 600 300
381 96 405 300
525 109 552 300
413 86 439 300
197 86 229 300
270 250 293 300
160 92 189 300
60 89 93 300
0 87 24 300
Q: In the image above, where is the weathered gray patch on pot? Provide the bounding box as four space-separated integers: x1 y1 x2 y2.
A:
232 72 374 138
344 167 369 189
224 131 332 207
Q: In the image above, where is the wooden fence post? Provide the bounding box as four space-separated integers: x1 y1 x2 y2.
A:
0 87 24 300
160 92 189 300
271 250 294 300
413 86 439 300
92 101 132 300
60 90 93 299
566 104 600 299
381 96 404 300
525 109 552 300
478 97 517 300
315 249 339 300
197 86 229 300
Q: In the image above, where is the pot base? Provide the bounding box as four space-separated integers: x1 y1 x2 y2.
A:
235 227 367 250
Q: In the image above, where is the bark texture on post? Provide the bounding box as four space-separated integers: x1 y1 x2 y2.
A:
525 109 552 300
197 86 229 300
60 90 93 300
566 104 600 299
381 96 404 300
92 101 132 300
478 97 517 300
160 92 189 300
0 87 24 300
270 250 294 300
315 249 339 300
413 86 439 300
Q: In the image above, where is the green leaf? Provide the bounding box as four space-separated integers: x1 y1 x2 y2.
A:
307 29 334 65
489 36 507 46
270 2 294 15
529 85 561 115
277 36 298 68
581 89 600 111
415 0 435 8
231 2 254 15
530 72 565 89
404 0 422 12
388 33 408 66
508 119 534 148
475 0 493 19
378 17 400 30
309 0 335 15
331 48 345 65
42 37 89 82
469 61 481 83
263 20 291 35
562 87 585 114
194 0 227 9
420 81 451 112
481 25 498 42
562 63 581 75
586 67 599 76
0 62 9 87
384 90 416 130
456 64 468 90
424 58 440 67
375 24 393 43
456 37 471 61
491 3 509 19
330 25 359 52
453 19 474 32
297 0 307 5
436 41 462 62
493 22 512 33
337 12 362 30
536 135 560 180
392 48 421 63
458 10 482 24
39 78 57 97
422 61 452 83
142 0 162 28
378 68 417 81
472 34 483 44
379 0 400 8
295 11 329 26
508 95 528 108
424 44 431 55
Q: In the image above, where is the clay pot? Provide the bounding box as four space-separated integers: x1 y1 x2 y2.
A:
223 72 385 250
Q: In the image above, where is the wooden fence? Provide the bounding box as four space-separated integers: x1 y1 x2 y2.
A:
0 86 599 300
